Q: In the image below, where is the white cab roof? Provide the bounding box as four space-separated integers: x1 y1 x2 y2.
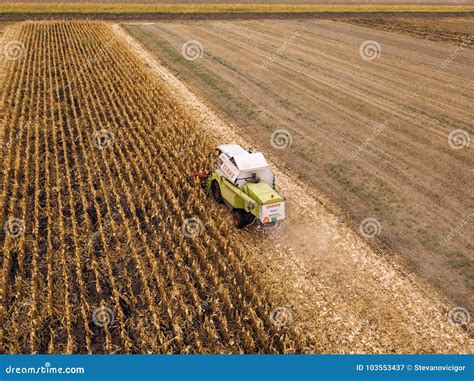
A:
233 152 268 171
218 144 248 156
218 144 269 171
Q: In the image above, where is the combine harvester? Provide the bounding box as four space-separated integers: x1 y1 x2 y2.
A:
202 144 286 229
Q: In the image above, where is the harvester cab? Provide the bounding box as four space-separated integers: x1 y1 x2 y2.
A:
205 144 285 229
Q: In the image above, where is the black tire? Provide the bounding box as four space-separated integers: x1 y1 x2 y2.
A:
211 181 223 204
232 209 255 229
243 212 256 226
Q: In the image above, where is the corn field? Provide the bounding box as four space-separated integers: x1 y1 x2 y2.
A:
0 21 302 354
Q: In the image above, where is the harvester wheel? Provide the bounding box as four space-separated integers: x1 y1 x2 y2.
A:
232 209 255 229
211 181 223 204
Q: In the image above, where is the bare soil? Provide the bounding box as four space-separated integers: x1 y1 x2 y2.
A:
340 16 474 44
122 18 474 315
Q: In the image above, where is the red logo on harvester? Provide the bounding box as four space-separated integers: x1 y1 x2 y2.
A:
222 163 235 179
266 203 280 209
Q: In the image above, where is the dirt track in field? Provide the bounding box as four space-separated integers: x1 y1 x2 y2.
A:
113 23 473 353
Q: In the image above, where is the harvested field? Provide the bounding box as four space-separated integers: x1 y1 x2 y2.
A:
123 18 474 313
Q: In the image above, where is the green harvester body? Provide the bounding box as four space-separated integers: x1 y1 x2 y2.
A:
206 144 286 228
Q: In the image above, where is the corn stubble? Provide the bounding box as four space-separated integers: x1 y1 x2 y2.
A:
0 21 303 354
